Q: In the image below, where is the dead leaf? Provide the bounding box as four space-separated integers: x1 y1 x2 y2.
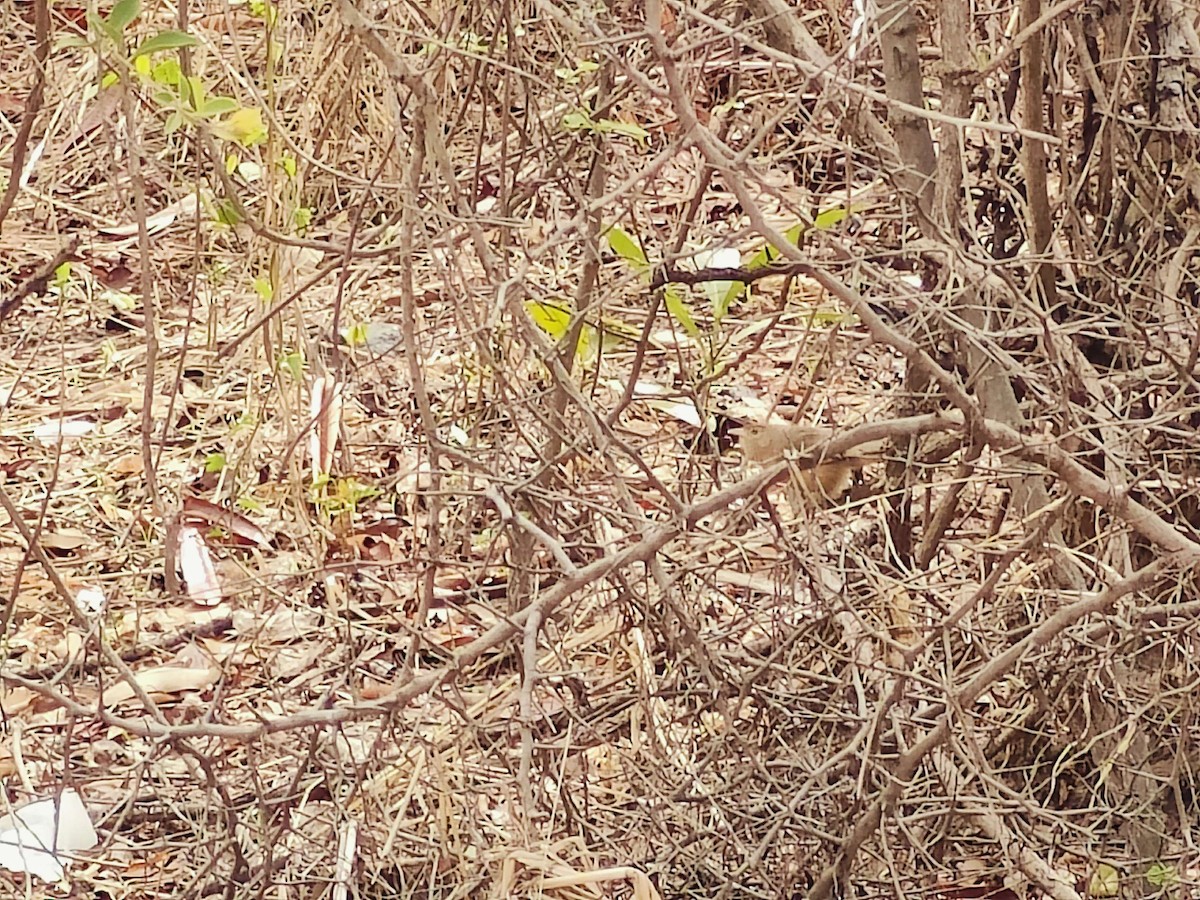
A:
109 453 144 475
176 526 223 606
182 496 271 547
101 665 220 705
33 418 94 444
98 194 200 238
309 377 344 481
40 529 88 551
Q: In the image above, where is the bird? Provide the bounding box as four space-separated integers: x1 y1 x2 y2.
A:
734 421 883 502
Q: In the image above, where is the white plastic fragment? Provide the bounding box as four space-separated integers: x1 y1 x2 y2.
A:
73 586 106 617
0 789 98 883
691 246 742 310
32 418 95 444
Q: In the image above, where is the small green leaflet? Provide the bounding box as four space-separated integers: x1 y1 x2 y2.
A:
607 227 699 339
106 0 141 33
606 226 649 274
562 110 649 144
524 300 599 362
134 31 198 57
752 204 857 270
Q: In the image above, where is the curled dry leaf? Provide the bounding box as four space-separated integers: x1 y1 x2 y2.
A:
101 664 220 705
40 529 89 551
32 418 94 445
182 496 271 547
97 193 201 238
309 377 344 481
176 526 223 607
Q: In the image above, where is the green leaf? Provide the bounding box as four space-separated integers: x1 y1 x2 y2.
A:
52 262 72 289
279 350 304 381
554 59 599 84
745 204 859 270
197 97 239 118
692 247 743 323
591 117 649 144
185 76 206 107
292 206 313 233
1146 864 1176 888
524 300 599 362
213 199 243 225
524 299 573 342
211 107 267 147
561 110 593 131
606 226 649 275
342 322 369 346
812 204 853 230
204 453 226 474
1088 864 1119 897
106 0 141 34
664 286 700 340
152 58 182 85
562 109 649 144
235 495 265 514
134 30 198 57
55 32 91 49
253 277 273 302
747 222 805 270
89 9 119 43
249 0 277 25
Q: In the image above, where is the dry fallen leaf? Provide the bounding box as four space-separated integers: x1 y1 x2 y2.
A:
40 529 89 551
176 526 223 607
309 377 344 481
182 496 271 547
101 665 220 705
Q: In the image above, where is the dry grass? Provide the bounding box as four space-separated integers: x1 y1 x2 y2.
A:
2 0 1200 899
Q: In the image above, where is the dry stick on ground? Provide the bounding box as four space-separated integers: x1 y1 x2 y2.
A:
393 81 444 678
716 517 1054 900
914 435 985 568
114 63 166 523
929 747 1083 900
508 46 612 821
342 16 686 521
644 42 1200 561
0 417 963 742
0 236 80 323
339 10 699 782
804 559 1188 900
0 0 49 232
741 0 1078 582
1019 0 1058 310
488 484 582 823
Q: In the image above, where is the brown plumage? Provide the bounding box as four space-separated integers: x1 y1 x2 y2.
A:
735 422 882 502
